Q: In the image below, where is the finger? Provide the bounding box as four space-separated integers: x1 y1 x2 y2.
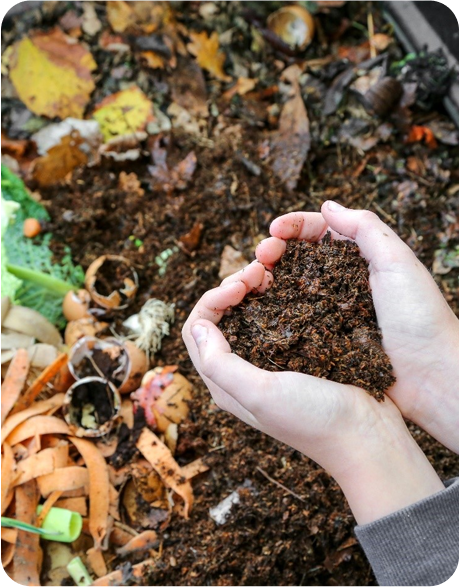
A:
182 320 261 428
185 281 248 327
320 201 416 271
220 261 266 291
190 320 271 411
269 212 328 240
255 237 286 268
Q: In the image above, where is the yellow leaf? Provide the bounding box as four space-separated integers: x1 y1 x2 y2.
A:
107 1 172 34
140 51 165 70
106 0 136 33
92 86 155 142
9 28 96 119
187 31 231 82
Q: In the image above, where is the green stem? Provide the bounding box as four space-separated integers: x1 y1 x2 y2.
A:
7 264 75 296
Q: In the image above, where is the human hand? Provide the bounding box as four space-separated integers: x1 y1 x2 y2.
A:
182 260 445 525
256 201 459 453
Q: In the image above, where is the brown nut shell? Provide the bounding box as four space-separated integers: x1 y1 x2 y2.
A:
267 5 315 50
85 255 139 310
62 289 92 322
62 376 121 438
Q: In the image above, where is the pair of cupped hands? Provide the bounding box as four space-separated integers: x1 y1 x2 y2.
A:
182 201 459 525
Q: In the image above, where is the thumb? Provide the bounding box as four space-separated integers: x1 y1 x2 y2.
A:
190 320 269 409
321 200 415 270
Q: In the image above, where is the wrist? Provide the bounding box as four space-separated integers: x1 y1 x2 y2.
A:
329 406 445 526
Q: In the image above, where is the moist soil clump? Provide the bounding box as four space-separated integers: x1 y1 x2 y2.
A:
219 235 395 400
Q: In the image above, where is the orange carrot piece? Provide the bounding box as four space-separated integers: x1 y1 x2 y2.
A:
109 524 138 547
70 437 110 550
54 496 88 516
116 530 158 557
12 480 41 586
2 541 16 568
12 444 69 487
1 442 15 514
87 546 108 577
1 349 30 425
1 527 18 544
2 488 14 514
92 558 156 586
36 489 64 527
136 427 194 517
1 393 65 446
5 415 69 446
37 466 89 497
181 456 210 480
11 353 68 415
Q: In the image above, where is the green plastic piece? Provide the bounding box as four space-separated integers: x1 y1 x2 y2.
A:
67 556 93 586
36 506 83 543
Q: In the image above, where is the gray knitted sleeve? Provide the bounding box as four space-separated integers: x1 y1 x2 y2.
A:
355 478 459 586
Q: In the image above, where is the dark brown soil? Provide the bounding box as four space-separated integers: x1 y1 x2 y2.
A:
219 235 395 399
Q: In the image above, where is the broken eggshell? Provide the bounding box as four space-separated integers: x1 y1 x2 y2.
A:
62 289 92 322
68 336 148 394
131 366 192 432
62 376 121 437
85 255 138 310
64 317 108 347
267 5 315 51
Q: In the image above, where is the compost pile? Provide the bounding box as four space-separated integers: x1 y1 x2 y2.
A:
219 235 395 399
1 1 459 586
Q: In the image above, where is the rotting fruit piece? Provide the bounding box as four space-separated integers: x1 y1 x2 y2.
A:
131 366 192 431
219 234 396 400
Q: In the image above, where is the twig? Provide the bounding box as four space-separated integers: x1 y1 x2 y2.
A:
256 467 306 503
367 11 376 58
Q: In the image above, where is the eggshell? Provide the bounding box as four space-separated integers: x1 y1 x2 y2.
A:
62 290 92 322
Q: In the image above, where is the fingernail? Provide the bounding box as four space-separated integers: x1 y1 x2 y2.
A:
191 324 207 344
327 201 345 212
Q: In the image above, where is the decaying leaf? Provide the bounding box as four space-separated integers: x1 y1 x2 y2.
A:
218 245 249 280
187 31 231 82
9 28 96 119
107 1 172 34
140 51 165 70
223 77 257 100
170 57 208 117
149 136 197 194
31 132 88 186
93 86 155 142
118 171 145 196
270 73 310 190
82 2 102 37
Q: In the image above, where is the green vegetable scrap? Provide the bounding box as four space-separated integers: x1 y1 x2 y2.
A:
1 165 84 328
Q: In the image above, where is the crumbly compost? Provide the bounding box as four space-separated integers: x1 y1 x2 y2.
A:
219 235 396 400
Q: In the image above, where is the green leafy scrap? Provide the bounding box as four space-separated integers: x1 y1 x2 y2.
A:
1 165 84 329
